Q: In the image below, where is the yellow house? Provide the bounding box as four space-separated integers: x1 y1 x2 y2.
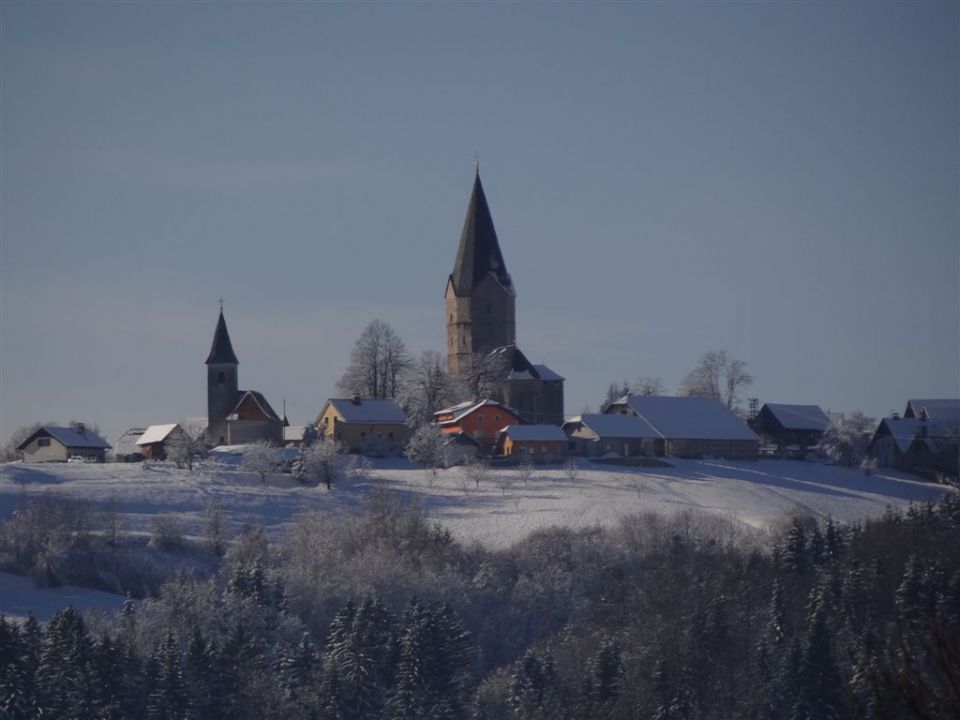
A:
315 397 408 453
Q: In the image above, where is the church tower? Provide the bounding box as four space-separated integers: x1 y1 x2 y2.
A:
205 308 239 446
445 169 517 379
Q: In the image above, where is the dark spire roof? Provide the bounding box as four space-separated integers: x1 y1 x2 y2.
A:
205 310 239 365
449 172 513 295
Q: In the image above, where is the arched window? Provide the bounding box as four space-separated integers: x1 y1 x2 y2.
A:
217 371 226 385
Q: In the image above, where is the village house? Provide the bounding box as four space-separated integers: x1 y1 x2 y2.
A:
433 399 523 448
869 399 959 480
605 395 759 459
751 403 830 452
441 432 481 467
497 424 569 462
563 413 664 458
136 423 191 460
114 427 147 462
315 397 407 453
16 424 111 463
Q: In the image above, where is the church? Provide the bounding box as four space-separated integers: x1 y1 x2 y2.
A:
445 169 565 426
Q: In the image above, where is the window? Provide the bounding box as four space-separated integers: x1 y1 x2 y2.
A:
361 432 366 439
217 371 225 385
495 414 500 422
477 414 483 423
388 432 395 441
38 438 51 447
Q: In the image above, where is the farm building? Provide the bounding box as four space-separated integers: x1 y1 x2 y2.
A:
441 432 481 467
497 424 569 461
434 399 523 448
605 395 759 459
316 397 408 453
869 399 959 480
752 403 830 451
136 424 191 460
114 427 147 462
563 413 664 458
16 424 111 463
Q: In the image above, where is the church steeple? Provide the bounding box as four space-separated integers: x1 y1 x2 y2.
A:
205 309 239 365
445 170 517 379
449 172 513 297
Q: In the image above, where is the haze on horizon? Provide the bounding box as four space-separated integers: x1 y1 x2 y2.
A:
1 2 957 445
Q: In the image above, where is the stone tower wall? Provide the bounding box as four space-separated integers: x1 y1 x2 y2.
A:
445 274 515 378
207 363 238 446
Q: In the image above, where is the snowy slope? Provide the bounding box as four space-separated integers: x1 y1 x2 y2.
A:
0 458 952 552
0 571 128 622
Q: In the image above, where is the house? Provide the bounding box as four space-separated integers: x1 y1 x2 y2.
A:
283 425 308 448
497 424 569 461
316 397 408 453
136 424 191 460
205 309 284 446
869 399 959 480
563 413 664 458
444 169 564 426
752 403 830 452
605 395 759 459
433 399 523 448
114 427 147 462
16 424 111 463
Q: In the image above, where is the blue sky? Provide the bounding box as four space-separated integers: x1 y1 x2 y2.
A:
2 2 957 444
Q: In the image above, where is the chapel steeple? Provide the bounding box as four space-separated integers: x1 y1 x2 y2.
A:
206 308 239 365
445 170 517 379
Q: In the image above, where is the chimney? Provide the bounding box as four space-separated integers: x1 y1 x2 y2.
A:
75 423 86 436
351 395 362 406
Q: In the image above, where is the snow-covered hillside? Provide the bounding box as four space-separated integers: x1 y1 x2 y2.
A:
0 458 952 551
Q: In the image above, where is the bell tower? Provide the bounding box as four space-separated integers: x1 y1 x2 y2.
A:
205 307 239 446
445 168 516 379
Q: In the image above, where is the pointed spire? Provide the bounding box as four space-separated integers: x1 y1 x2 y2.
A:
205 309 239 365
449 171 512 296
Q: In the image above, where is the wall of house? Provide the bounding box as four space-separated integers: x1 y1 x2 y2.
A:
667 439 758 459
318 415 407 452
227 420 283 446
503 438 567 461
20 437 68 463
445 408 520 446
500 379 564 426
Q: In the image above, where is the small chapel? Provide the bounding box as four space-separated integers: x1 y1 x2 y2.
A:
444 168 565 426
205 309 284 446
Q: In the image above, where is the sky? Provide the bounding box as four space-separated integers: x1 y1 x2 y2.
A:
1 2 958 446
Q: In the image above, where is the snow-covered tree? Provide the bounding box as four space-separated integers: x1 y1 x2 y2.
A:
295 439 350 489
166 430 206 471
337 319 411 400
821 411 875 467
241 441 281 483
405 424 445 476
678 350 753 410
397 350 451 429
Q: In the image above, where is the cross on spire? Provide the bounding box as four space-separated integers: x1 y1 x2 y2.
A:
473 152 480 175
218 297 224 312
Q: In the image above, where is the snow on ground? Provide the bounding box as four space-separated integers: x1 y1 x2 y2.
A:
0 571 128 622
0 458 953 552
0 458 954 618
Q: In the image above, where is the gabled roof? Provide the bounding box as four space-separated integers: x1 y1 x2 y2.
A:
17 425 112 451
610 395 758 442
502 425 568 443
206 310 239 365
872 418 921 453
762 403 830 432
449 173 514 297
564 413 663 440
533 364 564 382
904 399 960 424
231 390 281 423
136 424 180 446
324 398 407 424
434 399 520 426
486 346 564 382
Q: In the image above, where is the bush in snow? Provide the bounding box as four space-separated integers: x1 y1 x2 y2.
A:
150 513 186 552
241 441 281 483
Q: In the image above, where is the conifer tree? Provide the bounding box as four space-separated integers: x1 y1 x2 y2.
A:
146 633 191 720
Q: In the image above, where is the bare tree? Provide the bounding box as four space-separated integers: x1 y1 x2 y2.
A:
453 349 512 402
337 319 411 399
397 350 451 429
679 350 753 410
242 441 281 483
1 421 51 462
632 376 667 396
464 455 490 488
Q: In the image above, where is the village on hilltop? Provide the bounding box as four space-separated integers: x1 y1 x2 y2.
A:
10 170 960 484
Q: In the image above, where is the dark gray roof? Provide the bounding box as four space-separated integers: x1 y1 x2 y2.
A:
762 403 830 432
17 425 111 451
206 310 239 365
904 399 960 424
449 173 513 296
564 413 663 440
611 395 759 442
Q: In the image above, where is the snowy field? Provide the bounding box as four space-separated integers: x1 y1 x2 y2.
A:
0 457 952 548
0 458 953 620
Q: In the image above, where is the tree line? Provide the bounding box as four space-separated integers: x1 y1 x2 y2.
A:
2 489 958 719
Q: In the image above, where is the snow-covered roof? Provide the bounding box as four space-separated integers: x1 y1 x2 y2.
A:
533 364 564 382
136 424 180 446
434 399 515 425
502 425 568 443
18 425 112 451
565 413 663 439
283 425 306 442
612 396 759 441
326 398 407 424
874 418 921 453
905 399 960 425
763 404 830 432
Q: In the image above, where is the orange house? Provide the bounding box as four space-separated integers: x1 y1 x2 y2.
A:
433 399 523 447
